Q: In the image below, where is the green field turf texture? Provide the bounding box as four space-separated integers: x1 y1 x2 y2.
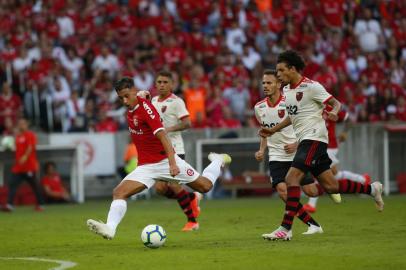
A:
1 196 405 270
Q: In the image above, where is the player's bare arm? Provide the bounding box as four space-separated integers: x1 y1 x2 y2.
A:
255 137 267 161
19 144 32 164
338 118 352 142
283 142 298 154
166 117 191 133
258 116 292 138
155 129 180 177
326 97 341 122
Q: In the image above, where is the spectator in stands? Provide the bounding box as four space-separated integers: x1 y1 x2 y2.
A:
2 118 45 212
223 78 251 124
183 78 206 125
206 86 229 127
1 0 406 131
40 161 71 203
91 45 120 79
354 8 383 53
94 110 118 133
0 82 23 133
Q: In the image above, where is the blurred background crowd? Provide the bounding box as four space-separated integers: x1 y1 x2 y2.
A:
1 0 406 134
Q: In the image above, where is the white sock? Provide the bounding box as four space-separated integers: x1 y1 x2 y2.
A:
370 184 376 196
336 170 365 183
202 159 223 185
106 199 127 232
307 197 318 207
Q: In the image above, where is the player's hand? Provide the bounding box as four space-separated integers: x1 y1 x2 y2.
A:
137 90 151 101
255 150 264 161
258 128 274 138
18 155 27 164
338 132 348 142
169 164 180 177
327 111 338 121
284 142 298 154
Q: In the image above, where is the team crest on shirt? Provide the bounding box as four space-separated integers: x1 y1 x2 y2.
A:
278 109 285 118
187 169 194 176
296 92 303 101
161 106 167 113
133 118 138 126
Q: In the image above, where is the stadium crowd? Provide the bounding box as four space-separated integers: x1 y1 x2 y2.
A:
1 0 406 133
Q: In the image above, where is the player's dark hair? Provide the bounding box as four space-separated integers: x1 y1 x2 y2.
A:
43 161 56 171
277 50 306 71
263 69 277 76
114 77 134 92
156 70 173 80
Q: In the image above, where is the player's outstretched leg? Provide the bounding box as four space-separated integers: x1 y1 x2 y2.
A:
336 170 371 185
319 169 384 212
187 152 232 194
87 180 146 240
155 182 202 231
182 192 203 232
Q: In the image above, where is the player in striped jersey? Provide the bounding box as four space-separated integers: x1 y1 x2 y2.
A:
254 69 326 237
151 71 202 232
259 50 384 241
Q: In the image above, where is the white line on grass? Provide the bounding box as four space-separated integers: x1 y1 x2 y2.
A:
0 257 77 270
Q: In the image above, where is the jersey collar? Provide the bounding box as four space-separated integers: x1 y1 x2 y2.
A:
290 76 305 89
266 93 283 108
128 104 139 112
158 93 173 102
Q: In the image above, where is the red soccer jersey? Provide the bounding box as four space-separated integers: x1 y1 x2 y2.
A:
41 173 64 193
127 97 166 165
12 130 39 173
324 106 348 149
0 94 22 126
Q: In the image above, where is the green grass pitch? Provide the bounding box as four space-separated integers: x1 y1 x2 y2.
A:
1 195 405 270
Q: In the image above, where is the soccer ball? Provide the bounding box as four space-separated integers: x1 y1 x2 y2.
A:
1 136 15 150
141 224 166 249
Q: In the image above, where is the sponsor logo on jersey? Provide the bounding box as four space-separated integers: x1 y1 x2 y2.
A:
133 118 138 126
296 92 303 101
187 169 194 176
128 127 143 135
143 102 155 119
278 109 285 118
161 106 167 113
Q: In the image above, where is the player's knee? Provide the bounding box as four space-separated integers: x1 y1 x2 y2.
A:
322 182 338 194
198 181 213 193
154 184 168 196
112 187 126 199
276 185 287 201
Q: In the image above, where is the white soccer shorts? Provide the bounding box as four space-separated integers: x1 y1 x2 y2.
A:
327 148 339 166
122 155 200 188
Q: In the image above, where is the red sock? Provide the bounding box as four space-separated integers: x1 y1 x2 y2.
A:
281 186 301 230
176 189 196 222
338 179 371 194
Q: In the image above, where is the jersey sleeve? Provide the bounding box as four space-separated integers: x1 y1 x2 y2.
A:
174 98 190 119
311 82 332 104
254 106 262 125
140 99 164 135
28 132 37 147
337 110 349 123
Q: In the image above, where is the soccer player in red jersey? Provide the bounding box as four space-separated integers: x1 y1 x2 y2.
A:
303 105 371 213
2 118 45 212
87 77 231 240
